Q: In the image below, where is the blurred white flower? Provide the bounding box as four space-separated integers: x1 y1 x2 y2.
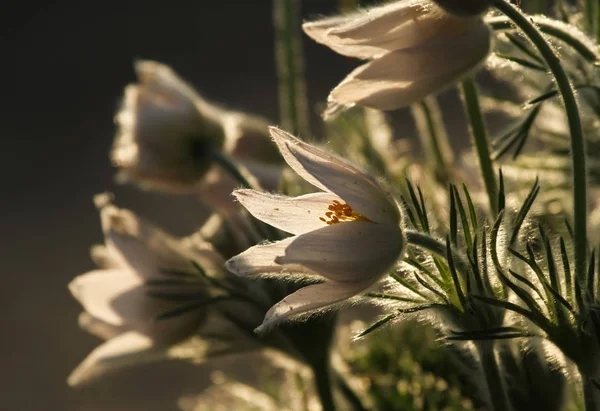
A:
303 0 492 117
68 195 254 386
112 60 281 213
226 127 405 333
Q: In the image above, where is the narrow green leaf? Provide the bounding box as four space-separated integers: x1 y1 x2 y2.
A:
449 185 458 246
355 313 398 338
366 292 427 304
453 185 472 247
504 32 544 64
495 53 547 71
389 271 430 300
446 235 466 308
414 272 450 305
510 178 540 246
463 184 478 232
498 169 505 213
560 237 573 303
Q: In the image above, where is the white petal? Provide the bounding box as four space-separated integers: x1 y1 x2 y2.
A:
99 203 219 279
256 281 371 333
89 245 121 269
233 189 339 235
67 331 160 386
69 270 142 326
328 21 491 111
269 127 399 224
225 236 303 278
70 269 202 339
276 222 404 283
78 312 123 340
303 1 426 59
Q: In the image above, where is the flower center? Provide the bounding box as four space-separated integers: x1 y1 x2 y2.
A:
319 200 372 225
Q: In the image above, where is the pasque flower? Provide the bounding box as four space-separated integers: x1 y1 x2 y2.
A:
112 60 281 214
226 127 405 332
68 195 247 386
303 0 492 117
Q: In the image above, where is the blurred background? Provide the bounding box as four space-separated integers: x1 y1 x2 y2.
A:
1 1 471 409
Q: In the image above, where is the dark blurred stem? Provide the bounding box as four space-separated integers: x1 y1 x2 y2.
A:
460 77 498 216
583 376 600 411
411 97 454 184
585 0 599 42
334 372 367 411
211 150 257 190
476 342 512 411
273 0 310 136
211 150 280 240
311 354 336 411
494 0 588 308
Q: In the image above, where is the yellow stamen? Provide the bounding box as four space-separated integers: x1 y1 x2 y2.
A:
320 200 372 225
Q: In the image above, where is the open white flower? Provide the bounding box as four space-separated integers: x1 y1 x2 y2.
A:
112 60 281 213
303 0 492 118
226 127 405 332
68 196 245 386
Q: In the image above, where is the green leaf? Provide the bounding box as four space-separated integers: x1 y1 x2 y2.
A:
510 177 540 246
355 313 398 338
446 235 466 309
463 184 478 232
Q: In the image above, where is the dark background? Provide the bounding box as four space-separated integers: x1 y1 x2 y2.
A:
1 1 470 410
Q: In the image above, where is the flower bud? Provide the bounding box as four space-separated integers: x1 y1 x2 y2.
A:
430 0 491 17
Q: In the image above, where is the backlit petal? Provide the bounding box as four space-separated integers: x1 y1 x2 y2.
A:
69 270 141 326
98 202 219 279
233 189 340 235
256 281 371 333
327 21 491 111
67 331 159 386
276 221 404 283
269 127 399 224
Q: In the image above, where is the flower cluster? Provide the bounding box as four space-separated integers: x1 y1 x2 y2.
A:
66 1 600 410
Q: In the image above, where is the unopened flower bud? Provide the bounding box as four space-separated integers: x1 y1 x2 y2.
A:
430 0 491 17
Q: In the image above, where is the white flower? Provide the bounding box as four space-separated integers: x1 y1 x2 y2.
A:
225 127 405 332
112 60 281 213
303 0 492 117
68 196 238 386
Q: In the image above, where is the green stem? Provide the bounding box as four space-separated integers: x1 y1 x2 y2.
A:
211 150 258 190
584 0 600 43
273 0 310 136
460 78 498 215
476 342 512 411
312 355 336 411
411 97 454 184
493 0 588 315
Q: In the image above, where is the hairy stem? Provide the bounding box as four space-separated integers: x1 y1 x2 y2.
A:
493 0 588 311
461 78 498 215
273 0 310 136
476 342 512 411
411 97 454 184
